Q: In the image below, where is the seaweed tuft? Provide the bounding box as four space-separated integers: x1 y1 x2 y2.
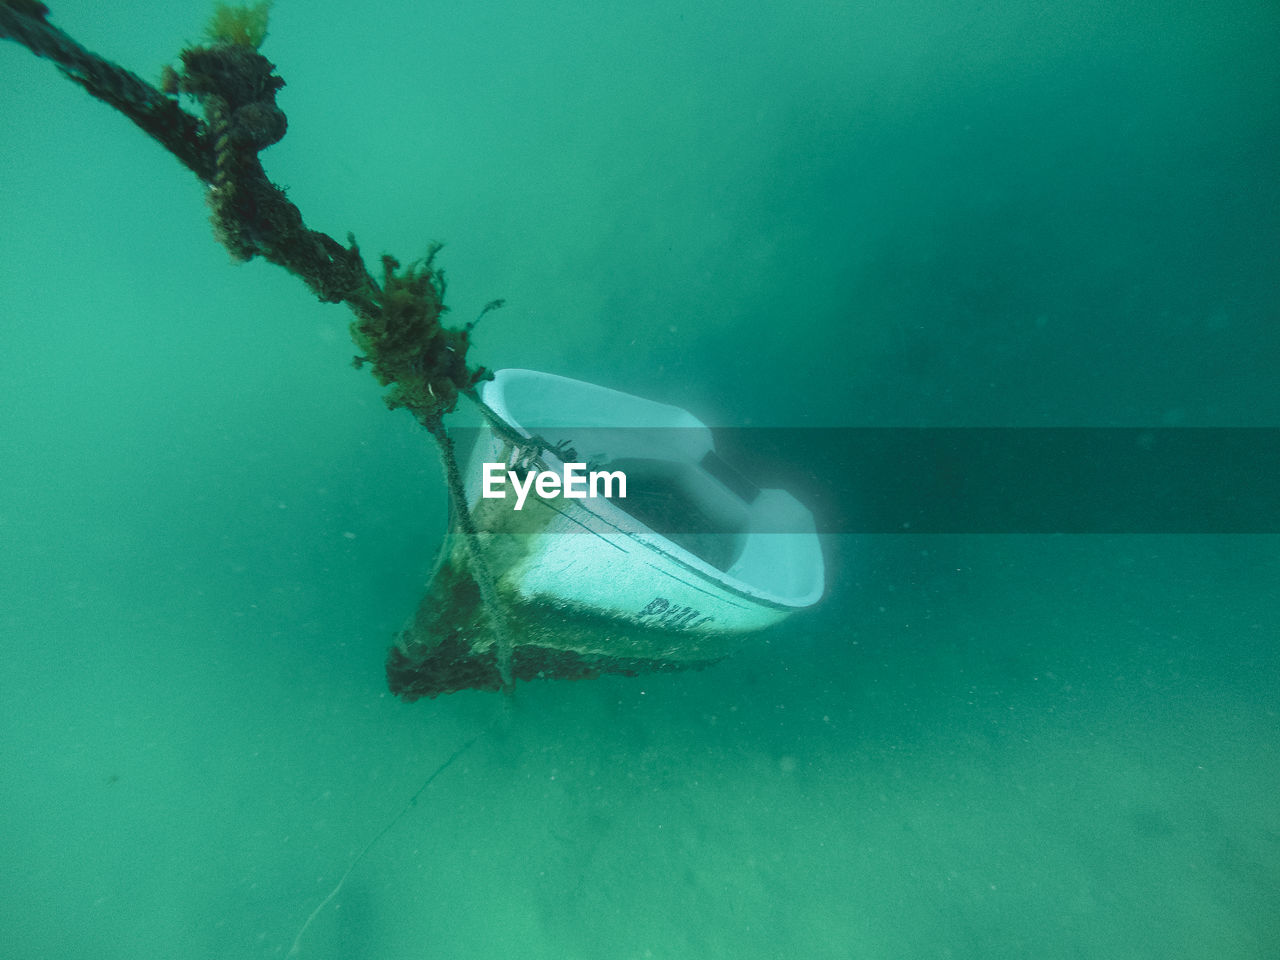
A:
349 247 491 429
205 1 272 50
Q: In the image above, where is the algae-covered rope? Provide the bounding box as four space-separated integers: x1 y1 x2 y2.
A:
2 2 479 408
3 2 511 689
429 419 515 691
0 1 211 178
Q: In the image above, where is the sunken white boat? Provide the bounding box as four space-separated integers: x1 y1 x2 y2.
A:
387 369 824 698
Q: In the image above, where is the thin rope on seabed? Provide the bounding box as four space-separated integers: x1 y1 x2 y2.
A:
286 718 497 956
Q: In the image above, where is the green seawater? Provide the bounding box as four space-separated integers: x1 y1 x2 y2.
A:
1 1 1276 957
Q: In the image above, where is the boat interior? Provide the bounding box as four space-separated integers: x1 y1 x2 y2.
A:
479 369 825 607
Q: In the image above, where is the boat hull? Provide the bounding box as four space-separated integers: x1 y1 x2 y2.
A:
386 369 824 698
387 533 730 700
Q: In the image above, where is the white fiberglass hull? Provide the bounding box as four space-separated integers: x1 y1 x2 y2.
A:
388 369 825 698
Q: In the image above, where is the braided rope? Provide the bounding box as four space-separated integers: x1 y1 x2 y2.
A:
2 3 212 179
4 3 511 695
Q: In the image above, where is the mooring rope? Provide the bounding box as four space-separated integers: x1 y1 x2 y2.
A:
430 421 515 692
0 3 212 178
